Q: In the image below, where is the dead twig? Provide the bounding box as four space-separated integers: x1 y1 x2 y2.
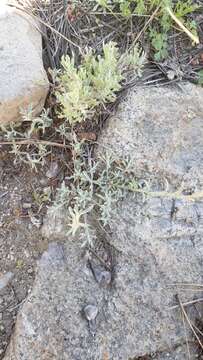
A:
11 2 83 54
169 298 203 310
87 247 111 271
176 294 203 351
166 6 199 44
129 5 161 49
0 139 70 149
181 308 191 359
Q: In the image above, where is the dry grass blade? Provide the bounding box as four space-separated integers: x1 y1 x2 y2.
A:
169 298 203 311
170 283 203 286
130 4 161 48
192 323 203 338
169 283 203 289
177 295 203 352
14 0 84 68
166 6 199 45
181 308 191 359
0 139 70 149
12 2 83 54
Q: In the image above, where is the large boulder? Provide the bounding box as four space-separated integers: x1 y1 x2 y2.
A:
0 4 49 124
4 83 203 359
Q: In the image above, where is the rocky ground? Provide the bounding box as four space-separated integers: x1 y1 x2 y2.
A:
0 139 72 358
0 3 49 124
1 83 203 360
1 1 203 360
0 152 55 358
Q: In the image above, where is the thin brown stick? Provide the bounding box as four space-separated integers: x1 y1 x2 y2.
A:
181 309 191 360
0 139 70 149
175 289 203 293
88 247 111 271
177 295 203 351
130 5 161 48
166 6 199 44
10 3 83 54
192 323 203 338
169 298 203 310
170 283 203 287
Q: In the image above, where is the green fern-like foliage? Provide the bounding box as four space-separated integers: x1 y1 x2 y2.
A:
95 0 199 60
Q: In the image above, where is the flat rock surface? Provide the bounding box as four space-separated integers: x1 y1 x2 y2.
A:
97 82 203 188
0 4 49 124
4 83 203 360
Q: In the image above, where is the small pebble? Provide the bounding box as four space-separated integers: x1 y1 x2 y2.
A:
39 178 47 186
29 212 42 228
83 304 98 322
22 202 32 209
22 202 32 210
94 268 111 285
167 70 176 80
27 268 33 274
46 162 59 179
90 264 112 285
0 272 14 291
83 304 98 335
7 254 14 261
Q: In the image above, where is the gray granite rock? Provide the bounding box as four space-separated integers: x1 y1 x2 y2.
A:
96 82 203 189
4 83 203 360
0 4 49 124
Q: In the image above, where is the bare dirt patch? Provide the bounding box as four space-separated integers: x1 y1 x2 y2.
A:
0 151 51 358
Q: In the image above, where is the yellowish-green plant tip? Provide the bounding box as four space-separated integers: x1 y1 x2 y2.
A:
55 41 145 125
55 42 123 125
